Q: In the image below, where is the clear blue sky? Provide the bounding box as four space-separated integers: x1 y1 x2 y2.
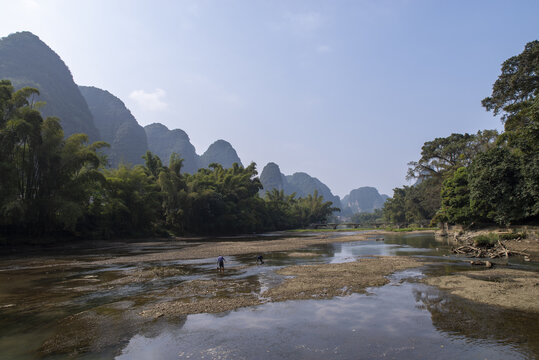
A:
1 0 538 197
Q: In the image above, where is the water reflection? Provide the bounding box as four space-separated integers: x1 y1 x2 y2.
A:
118 273 534 360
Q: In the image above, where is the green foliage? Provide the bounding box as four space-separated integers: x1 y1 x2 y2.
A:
499 232 527 240
0 80 106 236
472 233 499 248
407 131 498 180
469 146 524 226
438 167 472 225
350 209 384 226
382 179 440 227
481 40 538 127
385 41 538 229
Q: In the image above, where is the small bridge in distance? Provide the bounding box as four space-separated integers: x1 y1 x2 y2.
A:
311 223 379 230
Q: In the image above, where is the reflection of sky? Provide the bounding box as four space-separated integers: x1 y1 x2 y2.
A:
329 241 425 263
117 280 527 360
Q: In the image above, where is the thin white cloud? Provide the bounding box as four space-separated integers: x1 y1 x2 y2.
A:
129 88 168 111
316 44 332 53
271 11 324 34
285 11 323 32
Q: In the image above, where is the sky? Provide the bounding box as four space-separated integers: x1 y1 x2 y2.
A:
1 0 538 197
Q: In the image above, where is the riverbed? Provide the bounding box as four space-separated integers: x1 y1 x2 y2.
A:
0 231 537 359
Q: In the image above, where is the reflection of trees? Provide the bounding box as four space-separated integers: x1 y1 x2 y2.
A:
414 286 539 358
384 234 440 249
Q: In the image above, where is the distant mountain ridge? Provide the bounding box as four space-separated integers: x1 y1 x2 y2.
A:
341 187 389 215
259 162 341 208
260 163 389 215
144 123 199 172
144 123 243 172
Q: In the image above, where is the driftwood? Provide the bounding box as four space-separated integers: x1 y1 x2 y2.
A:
452 239 530 259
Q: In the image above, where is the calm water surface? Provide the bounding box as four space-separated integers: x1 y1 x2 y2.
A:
1 232 537 359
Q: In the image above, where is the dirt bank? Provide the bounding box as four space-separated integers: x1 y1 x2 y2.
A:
425 268 539 313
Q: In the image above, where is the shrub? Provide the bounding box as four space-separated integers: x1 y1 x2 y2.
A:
473 233 499 248
499 232 527 240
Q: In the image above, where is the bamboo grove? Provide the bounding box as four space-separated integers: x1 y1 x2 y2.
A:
0 80 337 239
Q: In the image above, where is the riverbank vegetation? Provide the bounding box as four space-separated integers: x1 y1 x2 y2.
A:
382 40 538 228
0 81 337 240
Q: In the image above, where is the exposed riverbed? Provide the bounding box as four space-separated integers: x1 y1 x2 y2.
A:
0 231 537 359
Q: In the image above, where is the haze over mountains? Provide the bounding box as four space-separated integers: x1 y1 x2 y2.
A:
0 31 388 214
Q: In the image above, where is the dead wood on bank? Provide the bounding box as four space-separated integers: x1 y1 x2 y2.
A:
452 239 531 261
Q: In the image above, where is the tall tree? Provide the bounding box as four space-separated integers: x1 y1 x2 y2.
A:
0 80 107 236
482 40 538 130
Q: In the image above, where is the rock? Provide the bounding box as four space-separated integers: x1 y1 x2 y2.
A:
485 261 493 268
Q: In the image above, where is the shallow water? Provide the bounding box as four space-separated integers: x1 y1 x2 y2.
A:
0 232 537 359
117 272 538 360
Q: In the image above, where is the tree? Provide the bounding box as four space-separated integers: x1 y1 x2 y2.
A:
481 40 539 222
383 188 407 226
438 167 472 225
0 80 107 236
482 40 538 130
469 147 524 226
157 153 186 233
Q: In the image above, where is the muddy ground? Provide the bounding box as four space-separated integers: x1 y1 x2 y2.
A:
425 268 539 313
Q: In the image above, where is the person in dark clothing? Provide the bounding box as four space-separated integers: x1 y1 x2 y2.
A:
217 255 225 273
256 255 264 265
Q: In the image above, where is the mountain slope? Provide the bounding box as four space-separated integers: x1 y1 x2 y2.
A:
144 123 199 173
0 31 99 140
341 186 388 214
259 162 341 207
198 139 243 170
79 86 148 166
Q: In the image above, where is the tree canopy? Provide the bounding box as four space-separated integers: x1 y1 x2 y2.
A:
384 40 538 228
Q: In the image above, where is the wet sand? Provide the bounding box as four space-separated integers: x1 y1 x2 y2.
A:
425 268 539 313
265 256 422 301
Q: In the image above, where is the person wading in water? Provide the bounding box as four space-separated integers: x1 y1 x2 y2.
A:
217 255 225 273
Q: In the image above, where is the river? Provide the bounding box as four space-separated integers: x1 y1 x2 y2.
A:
0 232 537 359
